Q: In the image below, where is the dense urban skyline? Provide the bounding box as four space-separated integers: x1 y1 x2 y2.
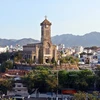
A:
0 0 100 40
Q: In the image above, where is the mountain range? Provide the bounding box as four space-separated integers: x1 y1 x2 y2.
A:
0 38 39 47
0 32 100 47
52 31 100 47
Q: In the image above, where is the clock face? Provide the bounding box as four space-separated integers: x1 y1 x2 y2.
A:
46 25 49 28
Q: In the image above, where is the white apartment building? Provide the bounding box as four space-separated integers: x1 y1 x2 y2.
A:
57 44 65 51
0 46 8 53
73 46 84 54
7 76 29 97
83 48 93 53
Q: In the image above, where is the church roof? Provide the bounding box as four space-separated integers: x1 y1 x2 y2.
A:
40 18 51 26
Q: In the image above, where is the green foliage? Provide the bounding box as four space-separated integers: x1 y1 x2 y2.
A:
58 69 95 91
22 71 35 93
14 51 22 62
93 67 100 90
35 66 50 70
0 60 13 72
0 65 100 95
0 79 13 94
73 91 99 100
21 67 100 93
26 58 34 65
59 56 79 65
0 52 10 63
22 67 57 93
58 70 68 88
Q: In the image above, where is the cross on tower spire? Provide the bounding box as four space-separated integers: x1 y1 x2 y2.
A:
45 15 47 19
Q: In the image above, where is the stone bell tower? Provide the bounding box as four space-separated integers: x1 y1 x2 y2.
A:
40 16 53 63
40 16 52 44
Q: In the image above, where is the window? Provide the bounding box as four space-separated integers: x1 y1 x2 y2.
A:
17 85 21 87
17 90 21 91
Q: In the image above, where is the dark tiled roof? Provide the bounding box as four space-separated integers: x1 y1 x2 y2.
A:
40 19 51 25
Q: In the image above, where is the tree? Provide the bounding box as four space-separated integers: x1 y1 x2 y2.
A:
90 46 98 51
46 74 57 92
26 58 33 65
22 66 58 93
0 60 13 72
22 71 35 93
58 69 95 91
59 56 79 65
0 52 11 64
22 67 96 93
32 67 53 92
13 51 22 62
75 70 95 91
73 91 97 100
93 66 100 90
0 79 13 94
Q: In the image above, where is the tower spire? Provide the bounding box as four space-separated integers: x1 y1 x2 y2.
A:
40 16 51 26
45 15 47 19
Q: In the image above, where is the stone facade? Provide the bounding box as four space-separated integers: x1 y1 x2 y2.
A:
23 17 57 64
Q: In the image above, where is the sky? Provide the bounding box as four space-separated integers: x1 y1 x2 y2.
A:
0 0 100 40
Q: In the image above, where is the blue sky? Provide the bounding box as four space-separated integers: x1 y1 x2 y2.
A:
0 0 100 40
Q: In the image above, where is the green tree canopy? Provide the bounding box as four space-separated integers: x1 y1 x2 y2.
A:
0 60 13 72
0 79 13 94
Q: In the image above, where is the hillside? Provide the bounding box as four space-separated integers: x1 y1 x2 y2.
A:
0 32 100 47
52 32 100 47
0 38 39 46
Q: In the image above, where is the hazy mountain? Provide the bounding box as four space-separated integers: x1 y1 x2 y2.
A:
0 38 39 47
0 32 100 47
52 32 100 47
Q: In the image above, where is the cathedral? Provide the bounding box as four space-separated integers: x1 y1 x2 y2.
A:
23 17 57 64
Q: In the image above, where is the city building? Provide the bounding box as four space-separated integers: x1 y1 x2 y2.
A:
57 44 65 51
73 46 84 54
23 17 57 64
7 75 29 97
0 46 8 53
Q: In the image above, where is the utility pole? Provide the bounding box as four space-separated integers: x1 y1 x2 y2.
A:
51 69 59 100
86 93 88 100
56 70 58 100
